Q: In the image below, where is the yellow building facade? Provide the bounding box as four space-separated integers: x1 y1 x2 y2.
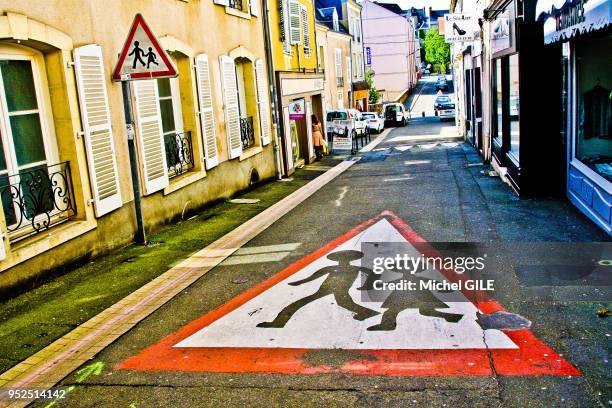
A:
267 0 325 174
0 1 275 292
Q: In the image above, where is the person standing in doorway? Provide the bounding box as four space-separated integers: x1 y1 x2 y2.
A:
311 114 324 160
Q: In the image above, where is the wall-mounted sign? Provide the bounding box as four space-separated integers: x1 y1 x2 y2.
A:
289 99 306 120
365 47 372 65
491 9 511 54
537 0 612 44
443 14 477 43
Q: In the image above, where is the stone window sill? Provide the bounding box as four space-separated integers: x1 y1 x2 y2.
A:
239 146 263 161
1 219 97 271
163 170 207 196
225 7 251 19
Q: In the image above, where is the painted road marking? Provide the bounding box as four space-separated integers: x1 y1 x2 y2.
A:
119 211 580 377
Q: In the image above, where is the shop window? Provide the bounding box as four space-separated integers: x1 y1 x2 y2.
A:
508 54 520 160
575 36 612 181
493 58 503 143
0 48 75 240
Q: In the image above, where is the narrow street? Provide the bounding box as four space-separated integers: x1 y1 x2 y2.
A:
37 106 610 407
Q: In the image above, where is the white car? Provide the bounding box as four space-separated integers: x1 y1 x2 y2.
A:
362 112 384 133
382 103 407 127
326 109 368 139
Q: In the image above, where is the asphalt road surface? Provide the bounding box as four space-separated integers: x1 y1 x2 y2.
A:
45 112 611 408
405 75 455 119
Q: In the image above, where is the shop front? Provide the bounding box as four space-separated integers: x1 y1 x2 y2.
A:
353 81 369 112
487 0 565 197
276 71 325 175
537 0 612 234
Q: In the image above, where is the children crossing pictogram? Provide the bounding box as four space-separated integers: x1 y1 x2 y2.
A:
119 211 580 377
112 14 177 81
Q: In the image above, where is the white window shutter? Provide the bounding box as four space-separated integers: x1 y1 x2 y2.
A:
250 0 260 16
220 55 242 159
255 59 272 146
301 5 310 54
73 44 122 217
214 0 230 5
289 0 302 45
0 235 6 261
334 49 342 80
195 54 219 169
346 56 352 83
132 80 169 195
281 0 291 53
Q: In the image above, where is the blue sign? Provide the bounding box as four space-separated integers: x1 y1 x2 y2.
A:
365 47 371 65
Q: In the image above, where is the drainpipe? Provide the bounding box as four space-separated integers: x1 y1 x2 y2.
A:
262 0 283 180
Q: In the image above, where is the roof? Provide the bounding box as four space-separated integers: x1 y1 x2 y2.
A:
315 2 350 34
373 2 405 15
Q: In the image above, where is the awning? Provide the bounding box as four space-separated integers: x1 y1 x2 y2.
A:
537 0 612 44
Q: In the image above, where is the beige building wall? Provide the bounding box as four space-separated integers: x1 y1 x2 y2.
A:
315 24 351 111
0 0 275 291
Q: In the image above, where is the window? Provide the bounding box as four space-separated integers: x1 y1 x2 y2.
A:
0 48 75 238
233 57 260 151
334 49 343 87
575 36 612 181
493 58 503 142
156 77 192 178
318 45 325 70
337 91 344 109
508 54 520 160
346 56 352 84
281 0 292 54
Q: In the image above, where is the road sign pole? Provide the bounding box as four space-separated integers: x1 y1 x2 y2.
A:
121 80 146 244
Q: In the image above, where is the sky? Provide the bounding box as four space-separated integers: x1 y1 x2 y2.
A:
387 0 451 10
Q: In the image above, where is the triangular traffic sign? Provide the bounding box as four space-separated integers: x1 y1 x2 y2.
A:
112 14 178 81
119 211 580 376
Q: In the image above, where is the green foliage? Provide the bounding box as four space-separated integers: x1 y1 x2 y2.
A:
423 28 450 73
365 69 380 104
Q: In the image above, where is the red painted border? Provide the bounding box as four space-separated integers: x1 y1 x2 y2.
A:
112 14 178 81
118 211 580 377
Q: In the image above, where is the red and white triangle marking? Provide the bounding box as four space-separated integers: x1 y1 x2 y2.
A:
119 211 579 376
112 14 177 81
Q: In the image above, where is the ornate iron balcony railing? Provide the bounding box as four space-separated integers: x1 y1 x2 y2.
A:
229 0 243 10
240 116 255 150
0 161 76 241
165 131 195 178
336 77 344 87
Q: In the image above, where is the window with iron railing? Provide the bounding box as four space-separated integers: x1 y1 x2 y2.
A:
240 116 255 149
336 77 344 87
165 131 195 178
229 0 243 10
0 162 76 241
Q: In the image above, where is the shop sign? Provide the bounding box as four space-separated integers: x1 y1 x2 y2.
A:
538 0 612 44
443 14 478 43
365 47 372 65
289 99 306 120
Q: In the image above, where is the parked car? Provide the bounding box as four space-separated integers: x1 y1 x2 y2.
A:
362 112 385 133
436 97 456 121
326 109 368 140
435 77 448 91
382 103 407 127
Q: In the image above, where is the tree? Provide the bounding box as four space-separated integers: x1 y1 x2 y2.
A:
423 28 450 73
366 69 380 104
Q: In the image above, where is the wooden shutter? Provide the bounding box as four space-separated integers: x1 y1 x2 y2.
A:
289 0 302 45
132 80 169 194
220 55 242 159
255 59 271 146
346 56 352 82
334 49 342 80
195 54 218 169
250 0 260 16
73 44 122 217
301 5 310 55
